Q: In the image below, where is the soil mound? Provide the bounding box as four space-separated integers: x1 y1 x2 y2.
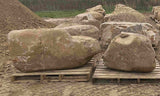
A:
0 0 54 34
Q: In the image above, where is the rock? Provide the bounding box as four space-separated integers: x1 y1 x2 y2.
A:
86 5 106 16
155 42 160 62
44 18 74 26
55 23 100 40
100 22 159 49
8 28 101 72
75 11 104 22
152 6 160 21
79 19 101 29
103 32 156 72
104 4 148 23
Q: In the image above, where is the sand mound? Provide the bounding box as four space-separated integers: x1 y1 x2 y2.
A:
0 0 55 34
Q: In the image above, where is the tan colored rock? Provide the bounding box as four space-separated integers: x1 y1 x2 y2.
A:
86 5 106 16
103 32 156 72
55 23 100 40
79 19 101 29
8 28 101 72
104 4 148 23
100 22 159 49
75 11 104 22
44 17 101 29
152 6 160 21
44 18 74 26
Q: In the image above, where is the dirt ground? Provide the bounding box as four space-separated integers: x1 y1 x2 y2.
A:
1 58 160 96
1 73 160 96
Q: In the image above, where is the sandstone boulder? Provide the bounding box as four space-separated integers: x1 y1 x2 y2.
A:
104 4 148 23
103 32 156 72
55 23 100 40
78 19 101 29
152 6 160 21
86 5 106 16
75 11 104 22
100 22 159 49
8 28 101 72
44 18 74 26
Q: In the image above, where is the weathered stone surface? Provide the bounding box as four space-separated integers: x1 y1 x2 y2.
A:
104 4 148 23
152 6 160 21
44 18 74 26
103 32 156 72
75 11 104 22
78 19 101 29
86 5 106 16
55 23 100 40
8 28 101 72
100 22 159 49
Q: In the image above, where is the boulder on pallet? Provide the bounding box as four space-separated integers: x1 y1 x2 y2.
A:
55 23 100 40
103 32 156 72
104 4 149 23
100 22 159 49
8 28 101 72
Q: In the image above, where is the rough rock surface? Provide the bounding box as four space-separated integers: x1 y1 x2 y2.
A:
152 6 160 21
103 32 156 72
8 28 101 72
86 5 106 16
44 18 74 26
78 19 101 29
104 4 149 23
100 22 159 49
75 11 104 22
55 23 100 40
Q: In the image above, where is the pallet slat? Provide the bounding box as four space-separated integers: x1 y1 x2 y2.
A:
93 62 160 83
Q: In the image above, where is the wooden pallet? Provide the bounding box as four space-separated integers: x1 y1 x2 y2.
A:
92 62 160 83
12 60 94 82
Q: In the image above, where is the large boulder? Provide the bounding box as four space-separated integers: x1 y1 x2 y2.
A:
152 6 160 21
44 17 101 29
86 5 106 16
8 28 101 72
104 4 149 23
100 22 159 49
75 11 104 22
78 19 101 29
55 23 100 40
44 18 74 26
103 32 156 72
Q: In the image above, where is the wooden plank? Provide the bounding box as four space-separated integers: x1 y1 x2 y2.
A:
93 62 160 83
13 71 90 77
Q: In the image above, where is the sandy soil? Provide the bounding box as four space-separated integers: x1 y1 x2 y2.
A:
1 59 160 96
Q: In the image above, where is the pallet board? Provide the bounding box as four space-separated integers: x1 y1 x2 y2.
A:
12 59 94 82
93 62 160 83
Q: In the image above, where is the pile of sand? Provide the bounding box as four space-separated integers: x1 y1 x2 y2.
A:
0 0 55 34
